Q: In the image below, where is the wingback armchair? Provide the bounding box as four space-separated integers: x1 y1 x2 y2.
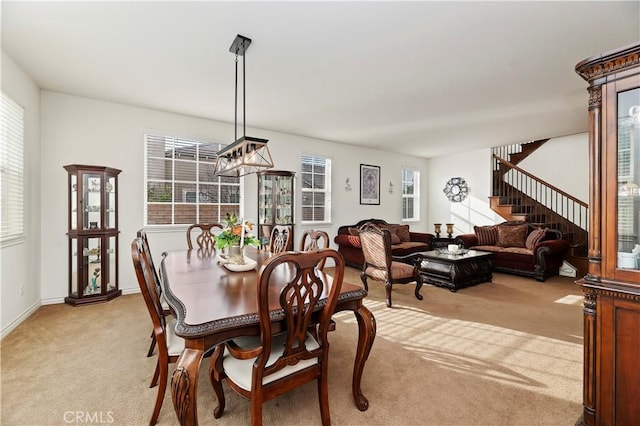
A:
359 223 423 308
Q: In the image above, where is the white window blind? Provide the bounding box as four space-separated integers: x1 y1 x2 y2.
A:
402 169 420 221
144 134 242 225
301 155 331 223
1 92 25 242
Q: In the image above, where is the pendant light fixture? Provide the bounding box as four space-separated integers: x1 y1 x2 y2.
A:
213 34 274 177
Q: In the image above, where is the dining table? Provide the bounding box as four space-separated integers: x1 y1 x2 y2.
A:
160 246 377 426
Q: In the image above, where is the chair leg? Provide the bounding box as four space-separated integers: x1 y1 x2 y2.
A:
385 281 393 308
250 394 263 426
360 273 369 291
150 354 168 426
208 345 226 419
414 275 424 301
150 359 160 388
147 332 157 357
317 370 331 426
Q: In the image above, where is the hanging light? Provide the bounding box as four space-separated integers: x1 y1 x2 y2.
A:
213 34 274 177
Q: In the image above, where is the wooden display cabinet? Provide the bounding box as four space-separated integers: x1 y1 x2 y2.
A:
257 170 295 249
575 43 640 426
64 164 121 306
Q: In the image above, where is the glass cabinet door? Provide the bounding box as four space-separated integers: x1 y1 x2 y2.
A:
105 175 116 229
275 175 293 224
83 173 102 230
617 87 640 271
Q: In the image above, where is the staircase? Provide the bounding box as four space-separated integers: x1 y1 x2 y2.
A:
491 141 589 276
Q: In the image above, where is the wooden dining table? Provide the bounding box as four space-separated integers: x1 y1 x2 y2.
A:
160 247 377 426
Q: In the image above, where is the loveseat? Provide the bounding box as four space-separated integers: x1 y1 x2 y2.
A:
454 221 570 282
334 219 434 268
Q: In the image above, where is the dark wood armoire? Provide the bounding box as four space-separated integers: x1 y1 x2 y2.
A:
575 43 640 426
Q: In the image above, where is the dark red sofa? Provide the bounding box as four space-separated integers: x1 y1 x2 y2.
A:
454 221 570 282
334 218 434 269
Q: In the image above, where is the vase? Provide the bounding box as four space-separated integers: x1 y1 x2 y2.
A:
228 245 245 264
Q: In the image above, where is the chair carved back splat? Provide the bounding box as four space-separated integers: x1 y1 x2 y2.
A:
209 249 345 426
186 223 223 250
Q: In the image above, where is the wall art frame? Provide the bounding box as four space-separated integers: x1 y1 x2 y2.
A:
360 164 380 205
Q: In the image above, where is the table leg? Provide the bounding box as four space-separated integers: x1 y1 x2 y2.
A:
353 304 376 411
171 348 204 426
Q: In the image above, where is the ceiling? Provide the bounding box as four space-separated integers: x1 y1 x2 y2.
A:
2 1 639 158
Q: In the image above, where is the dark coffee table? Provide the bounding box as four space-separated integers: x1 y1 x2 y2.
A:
409 249 493 292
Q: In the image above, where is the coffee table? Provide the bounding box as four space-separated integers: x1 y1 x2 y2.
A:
408 249 493 292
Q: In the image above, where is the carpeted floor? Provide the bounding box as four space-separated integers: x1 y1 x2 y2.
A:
0 268 584 425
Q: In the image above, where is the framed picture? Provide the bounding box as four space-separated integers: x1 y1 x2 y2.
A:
360 164 380 205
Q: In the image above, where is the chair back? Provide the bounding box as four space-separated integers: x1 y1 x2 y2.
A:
256 249 345 380
359 222 392 271
269 225 292 254
299 229 330 270
186 223 222 250
131 237 167 342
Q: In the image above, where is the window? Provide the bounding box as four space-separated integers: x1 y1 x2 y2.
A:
0 92 25 242
301 155 331 223
144 134 242 225
402 169 420 221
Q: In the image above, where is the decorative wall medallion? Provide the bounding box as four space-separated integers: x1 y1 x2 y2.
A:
443 177 468 202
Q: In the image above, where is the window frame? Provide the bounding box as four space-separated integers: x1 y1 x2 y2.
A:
300 155 332 225
143 134 243 227
0 92 25 245
401 168 420 222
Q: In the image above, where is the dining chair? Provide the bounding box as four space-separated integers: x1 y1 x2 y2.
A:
359 222 423 308
299 229 330 270
186 223 223 250
209 249 345 426
131 236 183 425
268 225 292 254
137 229 172 358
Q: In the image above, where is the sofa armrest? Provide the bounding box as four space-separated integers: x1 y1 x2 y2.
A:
409 232 434 245
334 234 362 249
535 239 570 256
454 234 478 248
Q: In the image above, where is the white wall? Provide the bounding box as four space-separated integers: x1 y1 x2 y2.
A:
426 147 501 236
39 91 428 302
519 133 589 203
426 135 589 235
1 53 42 337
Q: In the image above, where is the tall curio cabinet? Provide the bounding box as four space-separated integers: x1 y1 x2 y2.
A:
257 170 295 249
64 164 122 306
575 43 640 426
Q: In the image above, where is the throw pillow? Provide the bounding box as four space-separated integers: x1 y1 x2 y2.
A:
346 235 361 248
525 228 547 249
496 224 529 248
390 233 401 245
394 225 411 242
347 227 359 236
474 225 498 245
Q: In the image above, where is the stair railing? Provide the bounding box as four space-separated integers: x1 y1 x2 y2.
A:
493 154 589 242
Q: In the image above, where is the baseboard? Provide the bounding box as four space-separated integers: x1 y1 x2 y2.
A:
1 300 41 340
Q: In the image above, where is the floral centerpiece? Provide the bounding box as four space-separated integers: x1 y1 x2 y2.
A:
214 213 260 251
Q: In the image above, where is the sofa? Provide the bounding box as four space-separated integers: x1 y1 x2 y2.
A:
334 219 434 268
454 221 570 282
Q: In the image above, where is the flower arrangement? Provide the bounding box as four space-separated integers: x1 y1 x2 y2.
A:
214 213 260 250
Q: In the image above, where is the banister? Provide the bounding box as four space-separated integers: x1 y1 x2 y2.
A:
493 154 588 208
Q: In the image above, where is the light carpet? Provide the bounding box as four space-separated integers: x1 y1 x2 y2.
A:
0 268 584 425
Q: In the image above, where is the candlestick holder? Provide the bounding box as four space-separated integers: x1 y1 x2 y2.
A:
434 223 442 238
446 223 454 239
